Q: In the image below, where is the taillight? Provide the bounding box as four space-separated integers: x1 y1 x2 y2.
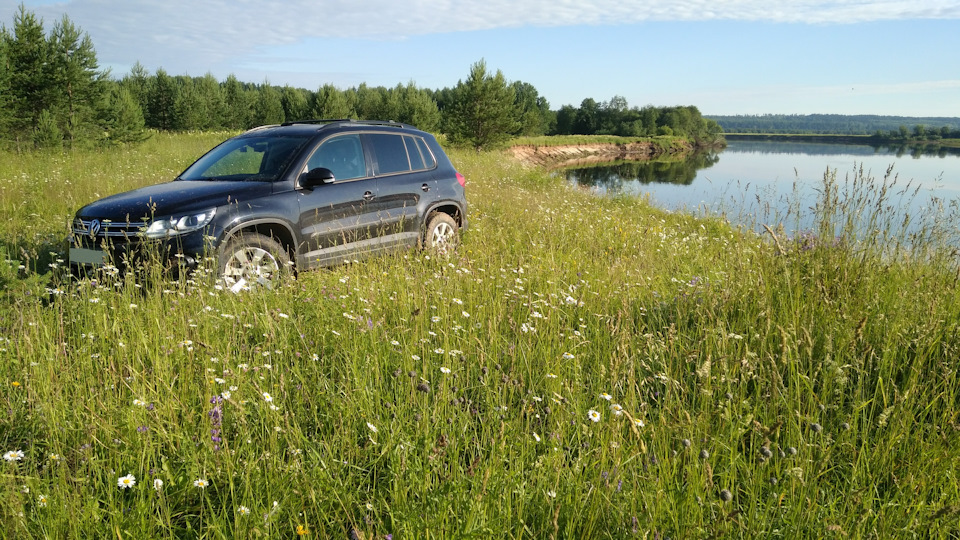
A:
456 172 465 187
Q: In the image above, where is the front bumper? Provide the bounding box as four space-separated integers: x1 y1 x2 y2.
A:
68 230 214 279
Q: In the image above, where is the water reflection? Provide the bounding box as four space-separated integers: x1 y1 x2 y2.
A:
563 151 720 192
562 140 960 203
561 140 960 239
728 140 960 159
885 144 960 159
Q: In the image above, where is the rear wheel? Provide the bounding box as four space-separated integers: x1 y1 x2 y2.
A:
219 233 290 292
423 213 459 255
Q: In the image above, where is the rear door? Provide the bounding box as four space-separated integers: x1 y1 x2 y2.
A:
366 132 436 248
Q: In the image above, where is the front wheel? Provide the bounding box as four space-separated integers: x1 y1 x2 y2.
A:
423 213 459 255
219 233 290 292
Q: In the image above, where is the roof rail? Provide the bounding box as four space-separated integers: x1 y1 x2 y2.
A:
280 118 354 126
279 119 412 129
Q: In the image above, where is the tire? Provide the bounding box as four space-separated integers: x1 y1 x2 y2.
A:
423 213 459 255
219 233 290 292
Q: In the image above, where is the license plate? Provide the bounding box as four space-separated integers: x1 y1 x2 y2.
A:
69 247 106 266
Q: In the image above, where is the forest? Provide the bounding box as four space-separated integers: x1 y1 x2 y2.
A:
709 113 960 139
0 7 722 152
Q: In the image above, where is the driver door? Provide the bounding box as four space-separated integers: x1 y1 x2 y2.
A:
296 134 380 266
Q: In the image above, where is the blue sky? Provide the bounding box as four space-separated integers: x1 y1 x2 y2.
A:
6 0 960 116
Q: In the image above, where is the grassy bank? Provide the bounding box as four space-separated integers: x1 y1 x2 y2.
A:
1 134 959 538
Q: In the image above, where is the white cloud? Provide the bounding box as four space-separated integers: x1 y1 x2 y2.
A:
14 0 959 115
23 0 960 63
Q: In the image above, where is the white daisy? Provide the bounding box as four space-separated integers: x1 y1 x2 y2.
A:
118 474 136 489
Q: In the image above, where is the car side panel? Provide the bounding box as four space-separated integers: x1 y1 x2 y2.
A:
296 179 382 266
374 168 432 246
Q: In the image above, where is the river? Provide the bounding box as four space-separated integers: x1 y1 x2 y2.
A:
562 140 960 241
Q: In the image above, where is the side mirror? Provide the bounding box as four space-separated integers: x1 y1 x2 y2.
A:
301 167 335 189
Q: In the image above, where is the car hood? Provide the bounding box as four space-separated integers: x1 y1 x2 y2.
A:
75 180 275 220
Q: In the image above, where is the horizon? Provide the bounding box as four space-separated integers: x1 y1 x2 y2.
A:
6 0 960 118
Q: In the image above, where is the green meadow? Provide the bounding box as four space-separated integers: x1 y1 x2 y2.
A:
1 133 959 538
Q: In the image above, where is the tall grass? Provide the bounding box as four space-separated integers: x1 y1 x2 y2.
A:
0 135 959 538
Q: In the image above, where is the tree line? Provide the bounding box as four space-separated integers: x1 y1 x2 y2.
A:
1 7 722 152
869 124 960 143
709 113 960 138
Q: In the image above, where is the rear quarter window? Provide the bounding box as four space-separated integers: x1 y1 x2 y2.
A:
414 137 437 169
404 136 425 170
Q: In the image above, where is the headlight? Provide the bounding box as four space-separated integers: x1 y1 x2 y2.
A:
142 208 217 239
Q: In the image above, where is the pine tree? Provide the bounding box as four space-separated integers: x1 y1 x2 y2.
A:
280 85 310 122
377 86 402 122
310 84 354 119
0 29 12 143
33 108 62 149
47 14 105 146
353 84 382 120
100 85 149 144
6 6 49 148
122 62 150 110
146 68 177 130
173 76 207 130
222 75 252 129
447 59 519 150
195 73 225 129
396 82 441 132
252 81 284 126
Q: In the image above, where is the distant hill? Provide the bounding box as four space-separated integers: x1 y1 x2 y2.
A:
706 114 960 135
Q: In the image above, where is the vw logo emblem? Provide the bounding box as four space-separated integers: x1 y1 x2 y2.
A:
88 219 102 237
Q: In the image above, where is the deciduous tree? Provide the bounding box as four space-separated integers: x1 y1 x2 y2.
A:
512 81 551 136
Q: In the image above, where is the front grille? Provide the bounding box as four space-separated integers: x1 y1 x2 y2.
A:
72 218 149 240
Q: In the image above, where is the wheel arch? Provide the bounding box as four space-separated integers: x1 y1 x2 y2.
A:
221 220 299 266
423 202 463 228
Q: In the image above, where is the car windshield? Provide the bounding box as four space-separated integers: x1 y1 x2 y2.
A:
179 135 311 182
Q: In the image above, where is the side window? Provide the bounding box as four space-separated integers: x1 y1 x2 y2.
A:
415 137 437 169
404 136 427 170
306 134 365 181
368 133 411 175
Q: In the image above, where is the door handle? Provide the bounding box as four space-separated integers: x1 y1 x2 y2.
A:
421 183 430 192
363 191 375 201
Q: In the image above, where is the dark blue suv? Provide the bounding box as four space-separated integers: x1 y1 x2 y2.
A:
69 120 467 290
